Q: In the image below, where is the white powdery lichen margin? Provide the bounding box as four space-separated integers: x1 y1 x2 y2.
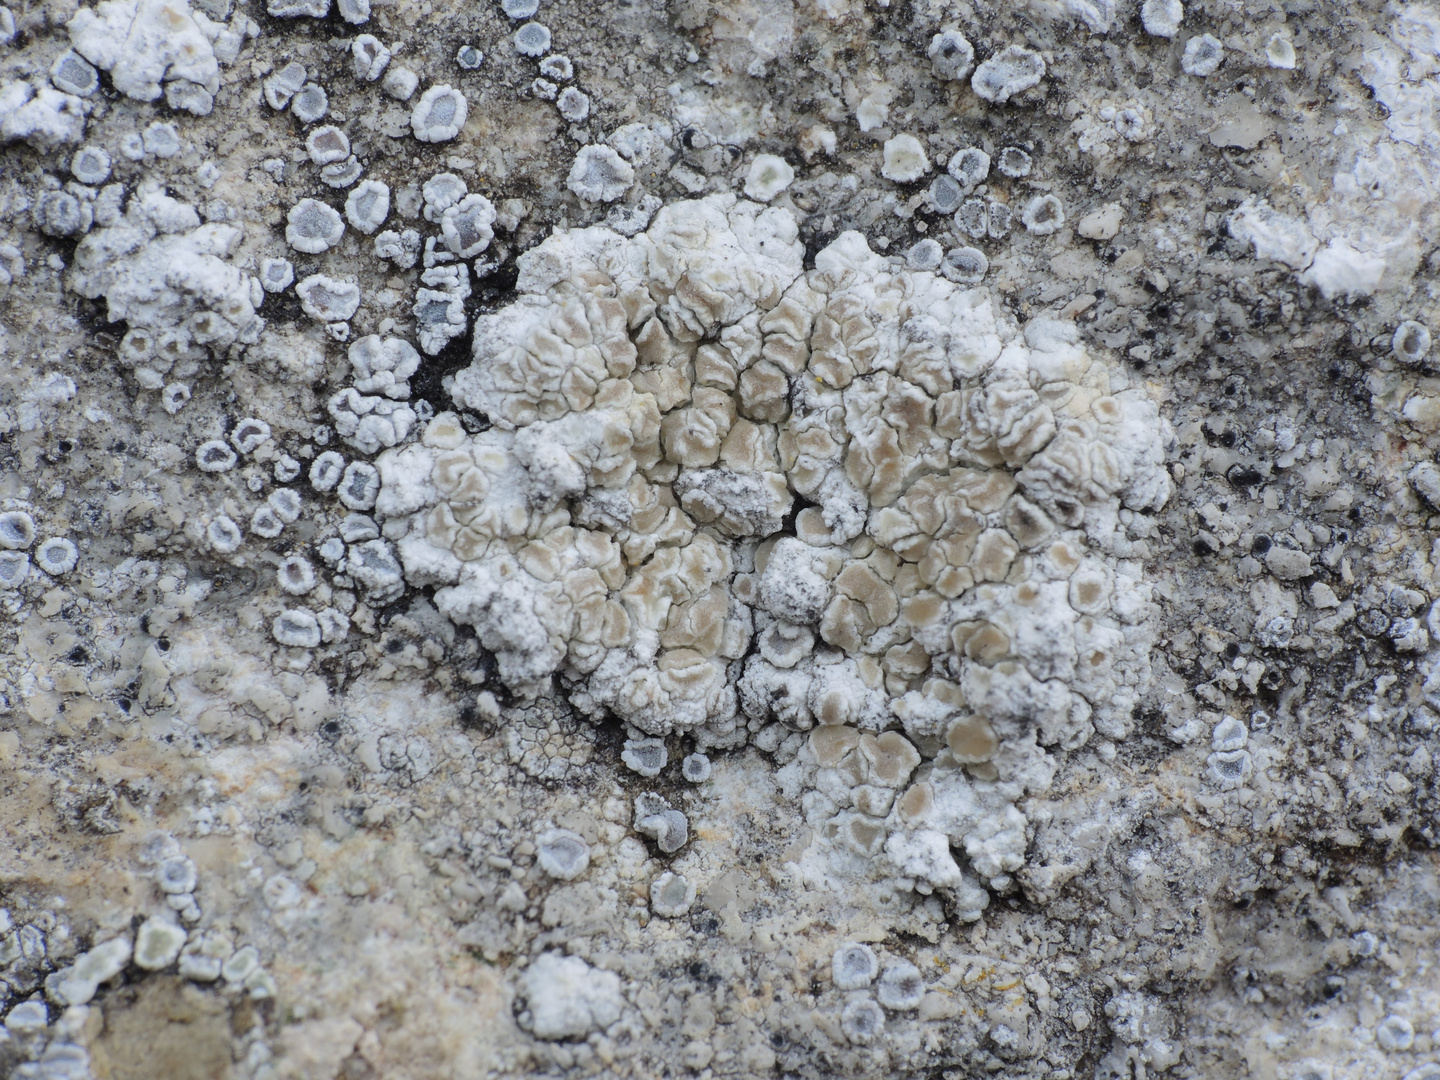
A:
373 193 1173 912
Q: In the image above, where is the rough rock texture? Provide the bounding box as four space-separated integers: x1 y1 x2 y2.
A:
2 0 1440 1078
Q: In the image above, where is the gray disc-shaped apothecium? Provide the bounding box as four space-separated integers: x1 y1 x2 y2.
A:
930 174 962 213
927 30 974 81
1394 320 1432 365
346 180 391 234
996 146 1032 178
0 510 35 549
286 199 344 253
681 752 711 782
274 609 322 648
310 451 346 491
268 489 302 524
35 537 78 575
971 45 1046 103
1182 33 1224 77
841 998 885 1044
338 462 381 510
567 144 634 203
412 85 468 142
907 239 943 272
832 943 879 989
196 440 238 473
278 554 317 595
621 737 667 777
71 145 110 185
514 21 551 56
306 125 350 164
536 828 591 880
650 871 696 917
876 961 925 1010
231 418 271 455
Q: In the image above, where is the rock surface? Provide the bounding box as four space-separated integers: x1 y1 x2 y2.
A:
0 0 1439 1078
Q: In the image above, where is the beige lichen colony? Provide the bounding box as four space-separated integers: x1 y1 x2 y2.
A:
375 194 1172 914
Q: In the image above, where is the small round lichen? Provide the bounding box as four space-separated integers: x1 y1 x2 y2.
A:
157 855 198 893
71 145 111 185
278 555 317 595
207 516 243 553
0 510 35 550
1394 320 1431 366
536 828 591 880
941 245 988 284
948 147 989 190
274 609 323 648
231 418 272 455
1181 33 1224 77
162 383 192 414
35 537 78 575
306 125 350 165
290 83 329 124
907 239 943 272
286 199 345 254
681 752 711 782
346 180 391 234
881 135 930 183
567 145 634 203
539 54 573 80
1377 1016 1415 1052
971 45 1045 103
310 451 346 491
1140 0 1183 37
996 146 1032 178
832 943 879 989
1021 193 1065 235
744 154 795 202
338 462 381 510
930 175 962 213
927 30 974 82
876 961 924 1010
650 871 696 916
196 440 238 473
412 85 468 143
840 998 885 1044
0 551 29 589
251 506 285 539
514 21 551 57
621 737 668 777
557 87 590 123
1211 715 1247 752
